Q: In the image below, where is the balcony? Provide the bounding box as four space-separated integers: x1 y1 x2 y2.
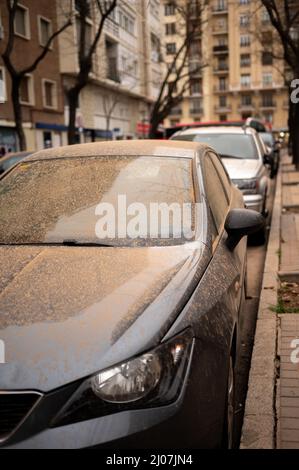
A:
213 64 229 74
260 101 276 109
240 82 252 90
213 45 229 54
212 26 228 35
190 107 203 115
189 61 202 76
214 104 232 113
107 58 121 83
214 84 229 93
238 104 254 112
169 107 182 116
104 18 119 38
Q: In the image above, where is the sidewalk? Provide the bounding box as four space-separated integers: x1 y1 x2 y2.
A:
277 154 299 449
241 152 299 449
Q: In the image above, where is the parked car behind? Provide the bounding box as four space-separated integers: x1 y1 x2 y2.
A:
0 140 263 449
171 126 270 244
0 151 32 175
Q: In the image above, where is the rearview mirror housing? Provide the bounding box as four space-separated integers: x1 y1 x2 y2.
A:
225 209 265 251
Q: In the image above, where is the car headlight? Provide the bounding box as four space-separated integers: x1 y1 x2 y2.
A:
91 353 162 403
52 329 193 427
232 178 259 194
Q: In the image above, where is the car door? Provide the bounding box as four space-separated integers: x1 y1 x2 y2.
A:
202 151 244 320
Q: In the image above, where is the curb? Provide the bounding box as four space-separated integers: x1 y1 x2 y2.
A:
240 170 281 449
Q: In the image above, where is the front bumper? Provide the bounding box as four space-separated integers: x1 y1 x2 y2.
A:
243 194 264 213
1 338 225 449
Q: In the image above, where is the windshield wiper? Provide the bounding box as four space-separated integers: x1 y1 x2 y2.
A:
0 241 115 247
62 239 114 247
220 154 243 159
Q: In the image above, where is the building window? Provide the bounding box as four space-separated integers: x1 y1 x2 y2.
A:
75 0 91 17
216 0 227 11
168 81 177 94
240 0 250 4
219 77 227 91
261 8 270 23
151 32 161 63
190 81 201 95
190 98 202 114
166 42 176 55
262 72 273 87
240 35 250 47
42 79 57 109
165 23 176 35
241 94 252 106
43 131 53 149
240 53 251 67
20 74 34 105
219 95 227 107
262 92 274 107
262 51 273 65
14 4 30 39
241 74 251 87
240 15 250 27
165 3 176 16
219 114 227 121
262 31 272 44
0 67 6 103
118 10 135 35
38 16 52 47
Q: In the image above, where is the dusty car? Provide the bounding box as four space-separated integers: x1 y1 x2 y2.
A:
0 140 263 449
171 126 270 244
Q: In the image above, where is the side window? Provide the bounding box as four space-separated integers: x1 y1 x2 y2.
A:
209 152 232 201
204 154 229 234
255 134 264 158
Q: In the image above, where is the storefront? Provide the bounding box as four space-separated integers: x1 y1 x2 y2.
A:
35 122 68 150
0 126 18 153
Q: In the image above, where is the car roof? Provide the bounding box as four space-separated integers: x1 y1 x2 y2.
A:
173 126 257 136
25 140 208 162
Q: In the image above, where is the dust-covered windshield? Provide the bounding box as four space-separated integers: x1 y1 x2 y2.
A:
172 133 259 159
0 156 196 246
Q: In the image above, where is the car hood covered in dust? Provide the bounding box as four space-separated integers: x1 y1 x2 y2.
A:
222 158 261 180
0 243 210 391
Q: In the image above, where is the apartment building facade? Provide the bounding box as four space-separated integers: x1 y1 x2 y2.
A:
163 0 289 131
58 0 163 143
0 0 163 151
162 0 204 128
0 0 67 152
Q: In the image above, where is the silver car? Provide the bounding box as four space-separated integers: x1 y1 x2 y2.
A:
171 126 270 243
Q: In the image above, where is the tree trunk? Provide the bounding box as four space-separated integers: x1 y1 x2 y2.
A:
106 115 111 139
11 78 26 151
67 88 80 145
149 115 160 139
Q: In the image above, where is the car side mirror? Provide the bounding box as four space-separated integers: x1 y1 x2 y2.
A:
263 153 270 164
225 209 265 251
